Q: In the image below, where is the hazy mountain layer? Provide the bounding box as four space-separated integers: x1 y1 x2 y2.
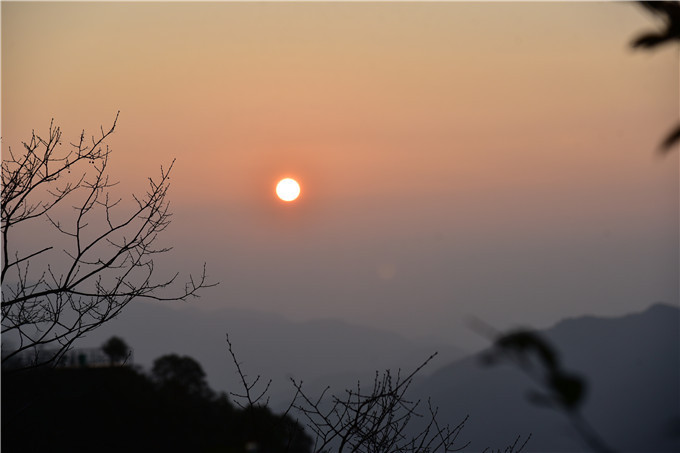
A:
81 301 463 398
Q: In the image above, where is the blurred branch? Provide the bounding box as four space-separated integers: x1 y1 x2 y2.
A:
476 320 615 453
631 1 680 153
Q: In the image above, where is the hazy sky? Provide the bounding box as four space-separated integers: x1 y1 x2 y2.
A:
3 2 678 348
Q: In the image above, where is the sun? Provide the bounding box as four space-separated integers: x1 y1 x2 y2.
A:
275 178 301 202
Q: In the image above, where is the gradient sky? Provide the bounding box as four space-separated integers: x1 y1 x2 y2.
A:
3 2 678 349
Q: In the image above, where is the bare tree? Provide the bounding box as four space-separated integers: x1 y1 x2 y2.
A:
287 355 470 453
1 114 215 371
226 334 529 453
225 333 313 453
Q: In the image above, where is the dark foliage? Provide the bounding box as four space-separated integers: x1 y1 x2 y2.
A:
632 1 680 153
101 336 130 365
152 353 213 399
2 358 312 453
632 2 680 49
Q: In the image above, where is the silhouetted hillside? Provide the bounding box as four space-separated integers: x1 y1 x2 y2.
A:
2 363 311 453
414 303 680 452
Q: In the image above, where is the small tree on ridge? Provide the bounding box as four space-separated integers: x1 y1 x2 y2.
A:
102 336 130 366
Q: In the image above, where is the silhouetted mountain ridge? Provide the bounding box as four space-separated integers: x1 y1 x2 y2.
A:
414 302 680 452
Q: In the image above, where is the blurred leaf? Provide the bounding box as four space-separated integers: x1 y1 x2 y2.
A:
549 372 586 411
660 124 680 152
631 32 669 48
495 330 560 373
632 1 680 49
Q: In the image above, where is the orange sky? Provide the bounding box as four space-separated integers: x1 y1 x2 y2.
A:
2 2 678 346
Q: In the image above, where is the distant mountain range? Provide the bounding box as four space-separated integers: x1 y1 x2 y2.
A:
82 301 463 400
413 303 680 452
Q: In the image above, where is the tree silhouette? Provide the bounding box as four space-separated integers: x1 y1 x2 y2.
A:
1 115 215 371
101 336 130 366
152 353 213 399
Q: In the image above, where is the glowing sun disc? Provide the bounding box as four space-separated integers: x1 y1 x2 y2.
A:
276 178 301 202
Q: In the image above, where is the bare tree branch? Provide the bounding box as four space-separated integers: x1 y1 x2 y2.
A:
226 334 493 453
1 114 217 372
